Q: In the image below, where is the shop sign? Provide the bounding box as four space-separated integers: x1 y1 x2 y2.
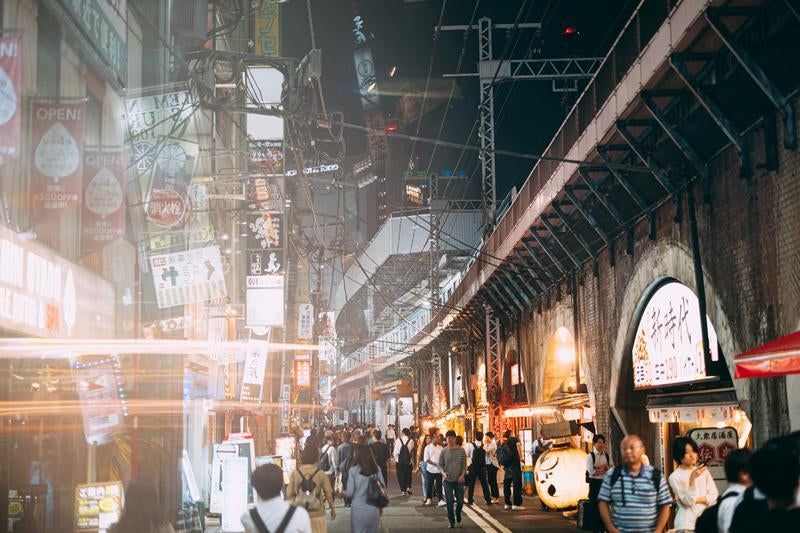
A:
210 440 255 514
254 0 281 57
285 163 340 177
31 101 85 212
149 246 227 309
248 140 284 175
145 187 187 228
247 213 282 249
647 404 739 423
294 354 310 389
82 150 126 252
247 249 282 276
0 35 22 165
240 340 269 403
74 481 123 533
688 426 738 482
74 356 126 445
0 225 114 338
298 303 314 340
246 275 284 327
246 176 284 212
632 281 719 390
58 0 127 85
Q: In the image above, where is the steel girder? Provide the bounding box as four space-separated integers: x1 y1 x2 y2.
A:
528 231 569 275
578 169 635 255
511 250 549 295
484 305 503 437
549 205 596 260
706 7 797 150
519 239 558 284
669 53 752 178
499 269 533 308
539 218 583 269
596 146 657 239
562 188 615 266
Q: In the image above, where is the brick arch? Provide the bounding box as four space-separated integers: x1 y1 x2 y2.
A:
608 239 746 436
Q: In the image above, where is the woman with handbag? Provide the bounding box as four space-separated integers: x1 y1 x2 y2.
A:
344 444 386 533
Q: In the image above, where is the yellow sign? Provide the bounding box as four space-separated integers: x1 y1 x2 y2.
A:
255 1 281 57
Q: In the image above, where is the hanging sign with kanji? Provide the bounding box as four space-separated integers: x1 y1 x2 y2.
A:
82 150 126 252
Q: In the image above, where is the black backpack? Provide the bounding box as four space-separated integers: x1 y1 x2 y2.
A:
695 491 740 533
585 451 610 483
398 437 412 465
318 445 332 471
497 442 515 468
472 442 487 468
249 505 297 533
729 486 769 533
608 466 663 506
366 474 389 508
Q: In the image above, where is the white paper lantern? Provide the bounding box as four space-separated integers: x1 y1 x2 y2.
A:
534 446 590 509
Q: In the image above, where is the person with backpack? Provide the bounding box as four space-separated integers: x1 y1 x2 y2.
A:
693 448 751 533
241 464 312 533
498 429 525 510
668 436 719 532
286 445 335 533
530 430 552 467
344 443 386 533
586 434 613 532
393 427 415 495
336 431 354 507
465 431 492 506
319 434 337 489
485 432 500 503
369 429 391 494
598 434 671 533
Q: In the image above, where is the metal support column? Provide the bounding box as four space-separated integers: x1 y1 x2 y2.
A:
484 306 503 437
478 17 498 226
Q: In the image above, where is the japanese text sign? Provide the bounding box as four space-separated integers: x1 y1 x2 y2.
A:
82 150 126 252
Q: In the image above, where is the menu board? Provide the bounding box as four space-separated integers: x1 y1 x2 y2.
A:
74 481 124 532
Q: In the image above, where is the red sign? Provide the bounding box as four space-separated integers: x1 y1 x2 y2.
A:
145 188 187 228
0 36 22 165
31 101 85 212
82 150 126 252
294 359 310 389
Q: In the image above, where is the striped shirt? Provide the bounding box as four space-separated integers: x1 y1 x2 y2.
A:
597 464 672 533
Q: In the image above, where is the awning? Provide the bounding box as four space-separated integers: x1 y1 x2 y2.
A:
734 330 800 378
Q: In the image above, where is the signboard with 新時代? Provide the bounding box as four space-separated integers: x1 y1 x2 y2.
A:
632 281 719 390
149 246 227 309
57 0 127 85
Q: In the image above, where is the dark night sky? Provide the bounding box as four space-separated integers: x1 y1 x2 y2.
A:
283 0 637 201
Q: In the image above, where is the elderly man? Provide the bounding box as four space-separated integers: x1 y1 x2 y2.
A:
598 435 672 533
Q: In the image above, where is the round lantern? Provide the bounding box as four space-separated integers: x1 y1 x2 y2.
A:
533 445 589 510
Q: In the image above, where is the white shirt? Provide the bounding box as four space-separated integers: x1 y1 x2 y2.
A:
240 496 312 533
485 439 499 468
386 428 396 439
585 448 613 480
320 443 336 475
424 443 442 474
668 467 719 530
717 483 747 533
393 435 415 461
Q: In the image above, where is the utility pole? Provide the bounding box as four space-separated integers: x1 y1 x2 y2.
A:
440 17 603 229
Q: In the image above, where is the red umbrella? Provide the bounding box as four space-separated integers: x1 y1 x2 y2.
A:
734 330 800 378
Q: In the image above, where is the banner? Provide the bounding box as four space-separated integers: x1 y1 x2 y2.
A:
246 176 284 212
254 1 281 57
246 213 283 249
240 340 269 403
0 35 22 165
31 101 85 212
149 246 227 309
82 150 126 252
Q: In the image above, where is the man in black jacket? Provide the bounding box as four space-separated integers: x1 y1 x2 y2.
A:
336 430 354 506
370 429 391 492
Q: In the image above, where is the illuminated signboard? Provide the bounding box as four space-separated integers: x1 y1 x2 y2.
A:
74 481 123 533
246 275 285 327
632 281 719 390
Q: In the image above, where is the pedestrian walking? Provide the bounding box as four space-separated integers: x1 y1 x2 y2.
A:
439 430 468 528
693 448 750 533
416 434 433 502
498 429 525 510
597 435 671 533
484 431 500 503
319 434 337 489
369 429 391 492
344 444 386 533
109 478 175 533
586 434 613 532
465 431 492 506
424 435 445 506
286 445 335 533
386 424 396 453
336 431 354 507
669 436 718 532
241 464 312 533
393 427 415 495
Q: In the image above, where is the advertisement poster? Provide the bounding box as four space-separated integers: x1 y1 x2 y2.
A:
82 150 126 252
74 481 123 532
246 275 285 327
247 213 282 249
149 246 227 309
0 35 22 165
632 281 719 390
248 249 283 276
248 140 284 174
73 357 125 445
246 176 284 212
210 440 255 514
240 340 269 403
31 101 85 212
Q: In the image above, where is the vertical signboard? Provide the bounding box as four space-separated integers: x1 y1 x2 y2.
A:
74 481 124 533
246 275 285 327
240 340 269 403
0 35 22 165
73 357 126 445
31 101 85 212
294 354 310 389
82 150 126 252
254 0 281 57
297 303 314 340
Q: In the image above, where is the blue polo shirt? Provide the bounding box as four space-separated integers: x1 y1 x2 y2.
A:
597 464 672 532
